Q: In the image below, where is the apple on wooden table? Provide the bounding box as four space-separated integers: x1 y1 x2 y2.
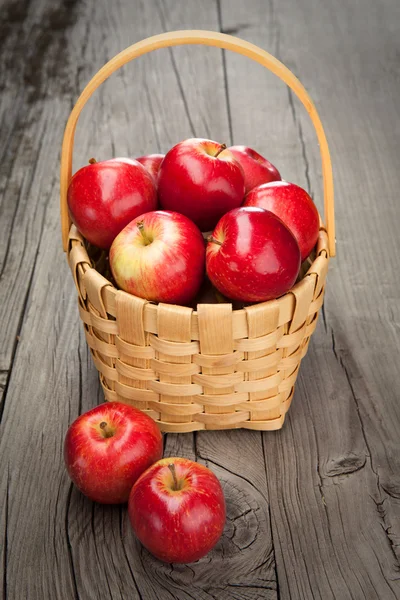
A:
244 180 320 260
109 210 206 305
206 206 301 302
67 157 157 249
64 402 163 504
135 153 165 182
228 145 281 193
128 457 226 563
158 138 245 232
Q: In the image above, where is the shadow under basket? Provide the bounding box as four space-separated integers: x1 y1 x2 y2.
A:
60 31 335 433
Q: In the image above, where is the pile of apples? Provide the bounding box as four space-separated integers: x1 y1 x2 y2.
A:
65 402 225 563
68 138 319 306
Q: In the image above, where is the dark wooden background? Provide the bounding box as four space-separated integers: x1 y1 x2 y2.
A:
1 0 400 598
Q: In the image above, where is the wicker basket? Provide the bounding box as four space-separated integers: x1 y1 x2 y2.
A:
60 30 335 433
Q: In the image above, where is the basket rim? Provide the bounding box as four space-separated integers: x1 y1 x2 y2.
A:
67 222 329 333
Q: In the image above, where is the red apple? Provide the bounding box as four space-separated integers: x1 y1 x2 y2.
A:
136 153 165 182
64 402 163 504
206 207 301 302
128 457 226 563
228 145 281 193
67 158 157 249
157 138 245 232
244 181 319 260
110 210 205 305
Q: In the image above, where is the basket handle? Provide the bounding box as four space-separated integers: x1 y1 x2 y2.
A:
60 30 335 256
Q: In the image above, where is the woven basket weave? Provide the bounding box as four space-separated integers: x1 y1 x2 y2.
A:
60 31 335 433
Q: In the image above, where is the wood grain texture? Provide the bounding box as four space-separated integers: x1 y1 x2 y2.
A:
1 0 400 598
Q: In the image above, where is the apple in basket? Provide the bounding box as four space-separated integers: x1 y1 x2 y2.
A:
244 180 320 260
206 206 301 302
228 145 281 193
64 402 162 504
136 153 165 182
157 138 245 232
67 157 157 249
128 457 226 563
109 210 206 305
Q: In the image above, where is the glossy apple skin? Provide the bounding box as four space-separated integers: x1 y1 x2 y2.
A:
110 210 206 305
67 158 157 249
64 402 163 504
136 154 165 182
244 181 319 260
206 207 301 302
128 457 226 563
228 145 281 193
158 138 245 232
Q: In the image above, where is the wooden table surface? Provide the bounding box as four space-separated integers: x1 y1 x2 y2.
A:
1 0 399 598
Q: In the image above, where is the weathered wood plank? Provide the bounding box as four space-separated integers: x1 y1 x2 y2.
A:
220 0 400 597
272 0 400 586
264 345 400 599
0 1 273 599
0 0 83 376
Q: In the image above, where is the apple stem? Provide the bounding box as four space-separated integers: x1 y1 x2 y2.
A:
88 158 97 164
137 220 152 246
99 421 114 438
214 143 227 158
168 463 180 491
207 236 223 246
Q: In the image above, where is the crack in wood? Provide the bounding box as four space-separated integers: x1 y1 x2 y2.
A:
155 0 197 138
216 0 234 146
73 17 90 102
2 465 10 600
0 167 53 424
0 180 26 283
118 507 145 600
321 303 328 333
197 452 268 501
0 371 9 414
261 434 281 600
331 329 339 362
226 582 277 590
229 507 254 523
266 0 311 200
287 87 312 196
77 342 83 418
143 76 163 152
0 173 28 281
90 502 104 578
193 430 198 462
65 483 80 600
